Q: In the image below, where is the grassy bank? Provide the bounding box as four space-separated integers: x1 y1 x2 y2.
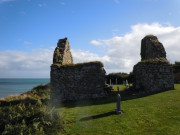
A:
0 84 62 135
0 84 180 135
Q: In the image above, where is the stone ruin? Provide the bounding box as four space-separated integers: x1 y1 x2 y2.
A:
53 38 73 65
140 35 166 60
133 35 174 92
50 38 108 103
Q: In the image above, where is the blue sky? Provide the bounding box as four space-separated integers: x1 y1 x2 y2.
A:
0 0 180 78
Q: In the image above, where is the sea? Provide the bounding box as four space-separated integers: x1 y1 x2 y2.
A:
0 78 50 98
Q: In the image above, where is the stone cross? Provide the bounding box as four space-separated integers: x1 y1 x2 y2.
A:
116 94 122 115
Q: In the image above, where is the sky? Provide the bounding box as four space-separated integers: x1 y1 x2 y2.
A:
0 0 180 78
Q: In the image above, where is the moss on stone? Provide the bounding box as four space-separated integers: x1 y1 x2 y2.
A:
146 34 157 38
57 37 67 48
141 35 158 60
140 57 169 64
70 52 73 63
141 35 166 60
146 35 165 56
52 61 104 68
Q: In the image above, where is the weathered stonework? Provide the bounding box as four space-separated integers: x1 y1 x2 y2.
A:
51 38 108 102
133 35 174 92
133 61 174 92
51 62 107 102
141 35 166 60
53 38 73 65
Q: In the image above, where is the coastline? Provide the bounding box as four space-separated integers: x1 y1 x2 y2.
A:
0 78 50 99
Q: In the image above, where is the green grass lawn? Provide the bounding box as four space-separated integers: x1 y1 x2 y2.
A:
112 84 126 91
58 84 180 135
1 84 180 135
112 84 133 91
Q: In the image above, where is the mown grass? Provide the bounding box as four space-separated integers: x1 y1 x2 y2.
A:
112 84 133 91
112 84 126 91
58 84 180 135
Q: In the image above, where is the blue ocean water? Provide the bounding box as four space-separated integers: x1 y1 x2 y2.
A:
0 78 50 98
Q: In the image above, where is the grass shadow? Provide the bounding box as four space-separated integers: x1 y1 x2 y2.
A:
55 88 175 108
80 111 116 121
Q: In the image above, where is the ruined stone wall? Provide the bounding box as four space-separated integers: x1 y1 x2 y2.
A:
51 62 107 102
133 61 174 92
53 38 73 65
141 35 166 60
51 38 108 102
133 35 174 92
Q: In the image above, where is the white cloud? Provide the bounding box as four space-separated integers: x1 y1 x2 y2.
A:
0 48 109 78
0 48 54 78
71 49 110 63
24 41 32 45
87 23 180 73
103 23 180 73
90 40 103 46
1 23 179 78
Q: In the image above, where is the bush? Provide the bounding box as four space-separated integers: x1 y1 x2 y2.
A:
25 83 50 99
173 61 180 73
0 84 63 135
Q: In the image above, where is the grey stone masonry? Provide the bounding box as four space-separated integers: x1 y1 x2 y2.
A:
50 62 107 102
50 38 108 103
141 35 166 60
133 61 174 92
53 38 73 65
133 35 174 92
